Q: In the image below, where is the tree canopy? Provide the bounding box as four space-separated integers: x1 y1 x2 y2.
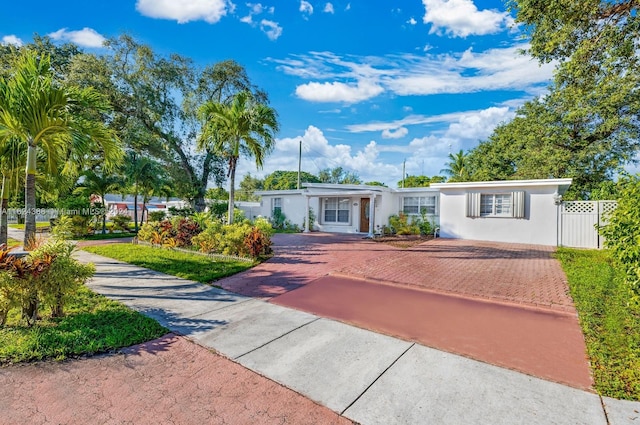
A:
263 170 320 190
317 167 362 184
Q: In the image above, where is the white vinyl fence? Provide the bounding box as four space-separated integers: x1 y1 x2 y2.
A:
559 200 617 249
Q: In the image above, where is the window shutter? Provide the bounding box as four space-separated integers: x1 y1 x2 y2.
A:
466 192 480 217
512 191 525 218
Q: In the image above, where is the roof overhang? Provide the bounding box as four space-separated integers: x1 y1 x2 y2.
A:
430 178 573 194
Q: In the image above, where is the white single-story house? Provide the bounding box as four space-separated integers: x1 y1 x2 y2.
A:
255 178 573 246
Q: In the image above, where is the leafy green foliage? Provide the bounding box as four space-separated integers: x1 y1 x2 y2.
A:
599 175 640 296
440 150 471 182
388 213 420 235
400 175 445 188
263 170 320 190
0 240 94 326
0 285 167 364
149 210 166 222
111 215 131 232
556 248 640 400
318 167 361 184
199 91 280 223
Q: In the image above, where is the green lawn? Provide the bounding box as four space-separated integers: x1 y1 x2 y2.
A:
9 222 50 229
556 248 640 400
83 243 255 285
0 285 167 365
76 232 137 241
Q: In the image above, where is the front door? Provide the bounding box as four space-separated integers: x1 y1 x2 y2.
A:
359 198 370 233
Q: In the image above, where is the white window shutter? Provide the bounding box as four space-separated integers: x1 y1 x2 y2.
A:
512 191 525 218
466 192 480 217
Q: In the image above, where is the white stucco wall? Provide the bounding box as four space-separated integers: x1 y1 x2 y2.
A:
437 185 561 246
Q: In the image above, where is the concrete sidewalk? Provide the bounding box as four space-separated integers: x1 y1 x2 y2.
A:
71 250 639 425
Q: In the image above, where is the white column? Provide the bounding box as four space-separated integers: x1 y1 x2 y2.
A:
304 195 310 233
368 194 375 238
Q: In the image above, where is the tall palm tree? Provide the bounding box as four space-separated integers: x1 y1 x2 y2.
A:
0 51 121 247
74 169 122 234
440 149 471 182
199 91 279 224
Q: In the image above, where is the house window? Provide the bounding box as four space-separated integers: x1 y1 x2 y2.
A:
272 198 282 215
402 196 436 215
467 191 525 218
323 197 350 223
480 194 512 216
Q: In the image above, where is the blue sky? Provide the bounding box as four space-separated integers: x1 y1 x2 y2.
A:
1 0 558 187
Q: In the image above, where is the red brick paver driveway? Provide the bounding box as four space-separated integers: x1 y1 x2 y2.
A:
219 233 592 390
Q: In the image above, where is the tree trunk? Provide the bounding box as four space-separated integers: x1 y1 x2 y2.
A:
0 174 8 247
24 144 37 249
133 192 139 233
140 200 146 229
227 157 237 224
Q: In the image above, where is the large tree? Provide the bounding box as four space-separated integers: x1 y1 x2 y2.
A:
318 167 362 184
263 170 320 191
66 35 267 211
0 51 121 246
496 0 640 197
199 91 279 224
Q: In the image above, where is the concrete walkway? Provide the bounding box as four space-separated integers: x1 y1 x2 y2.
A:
61 250 640 424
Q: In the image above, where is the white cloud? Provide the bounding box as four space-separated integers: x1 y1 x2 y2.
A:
345 3 351 11
347 105 515 143
237 125 399 183
273 44 554 104
295 80 384 103
422 0 513 37
407 17 417 25
324 3 334 13
1 35 23 46
300 0 313 17
382 127 409 139
260 19 283 40
47 28 106 48
136 0 229 24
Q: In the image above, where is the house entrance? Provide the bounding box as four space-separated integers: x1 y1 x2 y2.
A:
359 198 370 233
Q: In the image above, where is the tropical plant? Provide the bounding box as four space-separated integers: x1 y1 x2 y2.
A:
599 174 640 297
74 169 121 234
0 50 121 248
122 151 162 232
199 91 279 224
440 150 470 182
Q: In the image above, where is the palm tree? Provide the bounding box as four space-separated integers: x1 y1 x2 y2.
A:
0 51 121 247
199 91 279 223
74 169 122 234
122 151 161 232
440 149 471 182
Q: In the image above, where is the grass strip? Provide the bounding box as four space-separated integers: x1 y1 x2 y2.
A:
83 243 255 285
556 248 640 400
0 285 167 365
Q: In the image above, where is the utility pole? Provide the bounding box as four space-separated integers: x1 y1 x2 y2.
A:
402 159 406 188
297 140 302 190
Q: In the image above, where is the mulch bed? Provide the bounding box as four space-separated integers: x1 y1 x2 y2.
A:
371 234 434 248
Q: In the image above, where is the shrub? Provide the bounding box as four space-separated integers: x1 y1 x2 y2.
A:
174 218 202 247
112 214 132 232
168 206 194 217
599 175 640 297
271 209 287 229
0 241 94 326
51 216 74 240
137 221 161 243
244 227 272 258
389 213 420 235
149 210 166 222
